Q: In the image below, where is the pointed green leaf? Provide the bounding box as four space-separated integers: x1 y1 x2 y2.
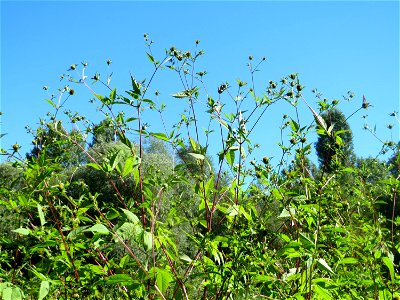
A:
382 256 394 281
146 52 155 64
156 268 173 294
38 281 50 300
87 163 102 171
143 231 152 251
121 209 140 224
225 148 235 167
37 203 46 226
86 224 109 235
151 132 169 141
12 228 30 236
107 274 134 284
94 93 105 101
110 88 117 101
122 156 136 177
338 257 358 265
317 258 334 274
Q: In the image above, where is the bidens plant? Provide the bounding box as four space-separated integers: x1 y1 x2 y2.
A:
0 36 399 300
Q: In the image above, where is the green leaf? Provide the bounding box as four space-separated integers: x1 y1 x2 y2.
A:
225 148 235 167
143 231 152 251
106 274 134 284
94 93 105 101
317 258 334 274
180 254 192 263
86 224 109 235
151 132 169 141
156 268 173 294
278 207 295 218
38 281 50 300
110 88 117 101
121 209 140 224
382 256 394 281
45 99 56 108
171 92 188 99
313 284 332 299
109 148 128 171
290 119 299 132
338 257 358 265
188 153 204 160
146 52 155 64
122 156 137 177
171 88 198 99
12 228 30 236
116 222 143 241
226 205 239 217
87 163 102 171
1 286 23 300
189 137 197 151
130 76 141 96
37 203 46 226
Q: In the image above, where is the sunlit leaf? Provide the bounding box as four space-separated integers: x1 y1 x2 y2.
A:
188 153 204 160
86 224 109 235
38 281 50 300
12 228 30 236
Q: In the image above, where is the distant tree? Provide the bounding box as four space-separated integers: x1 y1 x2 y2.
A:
26 121 86 168
315 109 354 172
0 162 24 190
89 118 118 147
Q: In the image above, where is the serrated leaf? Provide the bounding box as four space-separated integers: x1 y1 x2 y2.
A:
225 148 235 167
37 203 46 226
226 205 239 217
290 119 299 132
86 224 109 235
156 268 173 294
109 148 128 171
121 209 140 224
278 207 295 218
12 228 30 236
122 156 136 177
106 274 134 284
116 222 143 241
143 231 152 251
313 284 332 299
38 281 50 300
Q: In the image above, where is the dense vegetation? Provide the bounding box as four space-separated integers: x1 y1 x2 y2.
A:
1 37 399 299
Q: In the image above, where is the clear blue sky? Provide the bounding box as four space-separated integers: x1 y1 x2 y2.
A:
1 1 399 166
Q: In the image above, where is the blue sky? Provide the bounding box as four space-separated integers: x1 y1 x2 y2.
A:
1 1 399 166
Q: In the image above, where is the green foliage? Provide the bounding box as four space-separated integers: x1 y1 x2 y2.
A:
315 109 354 173
0 38 399 299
